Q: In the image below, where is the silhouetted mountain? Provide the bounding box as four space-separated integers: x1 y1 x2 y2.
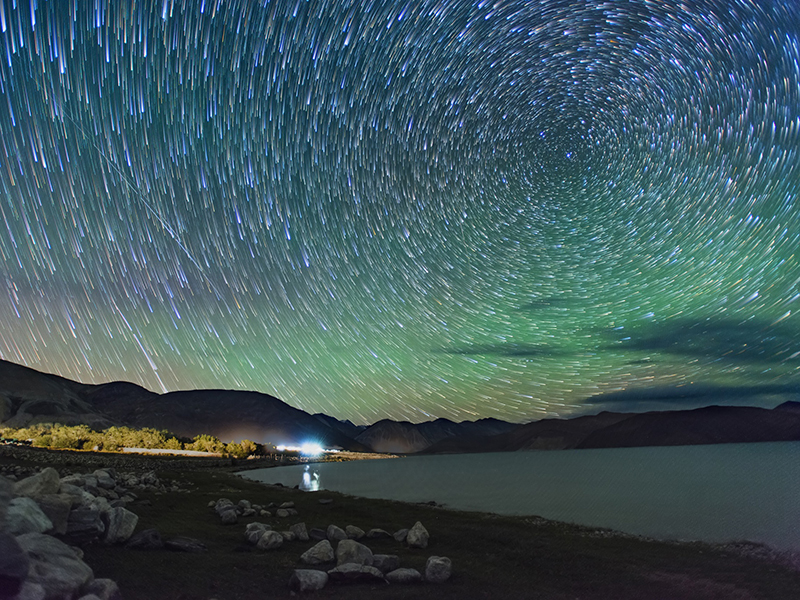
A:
3 359 800 455
312 413 367 439
0 360 367 451
355 417 516 453
426 404 800 453
576 405 800 449
774 400 800 415
425 411 631 453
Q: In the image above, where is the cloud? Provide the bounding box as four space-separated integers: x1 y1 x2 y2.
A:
599 316 800 364
516 297 574 311
579 383 800 414
435 343 565 358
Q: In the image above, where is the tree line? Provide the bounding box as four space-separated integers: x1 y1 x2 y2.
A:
0 423 267 458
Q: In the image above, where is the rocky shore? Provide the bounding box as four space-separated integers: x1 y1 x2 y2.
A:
1 464 177 599
2 446 799 600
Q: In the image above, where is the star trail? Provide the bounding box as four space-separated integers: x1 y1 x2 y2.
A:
0 0 799 424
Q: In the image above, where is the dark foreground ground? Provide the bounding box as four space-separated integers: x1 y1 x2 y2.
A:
3 446 800 600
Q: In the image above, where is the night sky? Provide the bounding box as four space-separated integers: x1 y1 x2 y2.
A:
1 0 799 425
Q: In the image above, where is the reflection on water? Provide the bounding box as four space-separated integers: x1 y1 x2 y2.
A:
301 465 320 491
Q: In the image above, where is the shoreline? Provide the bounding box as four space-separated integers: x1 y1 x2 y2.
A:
237 448 800 558
4 445 800 598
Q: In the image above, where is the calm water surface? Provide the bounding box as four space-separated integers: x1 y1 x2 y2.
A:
241 442 800 550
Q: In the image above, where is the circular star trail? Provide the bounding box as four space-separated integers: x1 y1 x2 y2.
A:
0 0 799 424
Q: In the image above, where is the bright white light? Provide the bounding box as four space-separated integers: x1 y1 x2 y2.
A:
300 442 324 456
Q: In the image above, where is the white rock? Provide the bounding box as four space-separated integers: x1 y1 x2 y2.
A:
386 568 423 584
14 469 61 499
290 522 309 542
12 581 46 600
425 556 452 583
6 498 53 536
406 521 429 548
336 539 374 566
289 569 328 592
345 525 365 540
16 533 94 599
326 524 347 542
300 540 334 565
103 507 138 544
81 578 121 600
255 530 284 550
327 563 386 583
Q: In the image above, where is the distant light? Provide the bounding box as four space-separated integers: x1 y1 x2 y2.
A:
300 442 324 456
276 442 327 456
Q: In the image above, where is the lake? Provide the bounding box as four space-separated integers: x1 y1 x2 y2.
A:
240 441 800 550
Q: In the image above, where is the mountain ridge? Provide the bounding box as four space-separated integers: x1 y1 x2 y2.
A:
3 359 800 454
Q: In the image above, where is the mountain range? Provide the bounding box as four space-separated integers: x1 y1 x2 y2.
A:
2 359 800 453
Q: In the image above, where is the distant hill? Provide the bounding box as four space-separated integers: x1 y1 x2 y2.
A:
354 417 516 454
0 360 367 451
576 405 800 449
4 359 800 455
425 404 800 454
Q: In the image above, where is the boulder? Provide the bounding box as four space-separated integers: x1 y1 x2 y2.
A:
11 581 46 600
300 540 334 565
406 522 429 549
164 536 207 553
289 569 328 593
393 528 409 543
0 531 29 597
290 522 309 542
81 476 99 496
103 507 138 544
126 528 163 550
425 556 452 583
345 525 365 540
54 484 84 508
59 475 85 488
366 528 392 539
0 476 12 529
65 507 105 544
372 554 400 574
140 472 158 486
256 530 283 550
244 523 271 544
6 498 53 536
275 508 290 518
326 525 347 542
16 532 94 599
213 498 234 515
237 499 251 510
14 469 61 499
220 509 238 525
327 563 386 584
81 578 122 600
386 568 423 584
279 501 295 509
92 471 115 490
35 495 73 535
87 496 111 514
336 539 374 566
309 528 327 541
279 531 296 542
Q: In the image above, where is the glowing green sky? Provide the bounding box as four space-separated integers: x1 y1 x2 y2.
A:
0 0 799 424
